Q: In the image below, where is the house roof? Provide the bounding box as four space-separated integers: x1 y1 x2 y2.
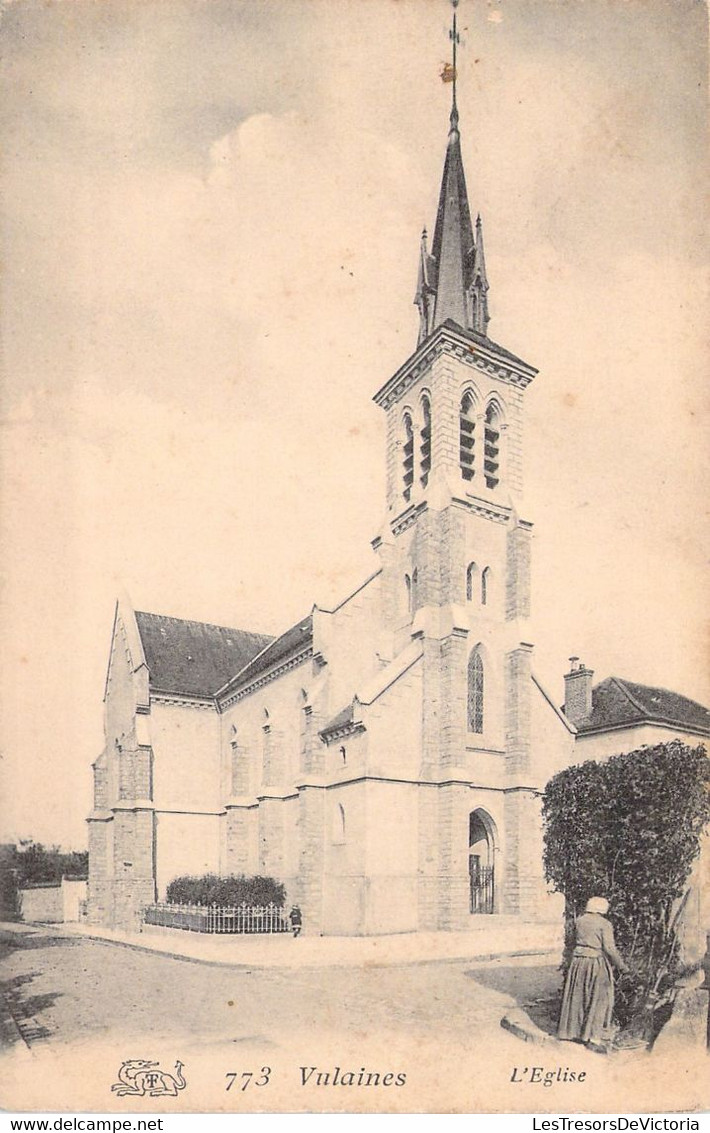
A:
576 676 710 736
134 611 272 698
218 612 314 697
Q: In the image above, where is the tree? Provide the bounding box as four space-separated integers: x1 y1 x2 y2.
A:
14 841 88 885
542 741 710 1038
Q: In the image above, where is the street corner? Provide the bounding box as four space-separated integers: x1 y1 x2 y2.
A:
501 1004 562 1048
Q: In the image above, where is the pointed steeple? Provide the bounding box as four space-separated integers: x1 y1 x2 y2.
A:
413 1 491 346
428 106 476 337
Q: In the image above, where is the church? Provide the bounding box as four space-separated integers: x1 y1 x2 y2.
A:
87 44 710 936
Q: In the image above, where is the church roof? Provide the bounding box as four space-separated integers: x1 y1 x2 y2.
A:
319 703 357 738
430 111 476 330
134 611 272 698
218 612 314 696
576 676 710 737
439 318 533 370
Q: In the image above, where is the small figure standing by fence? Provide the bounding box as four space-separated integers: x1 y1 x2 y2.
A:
289 905 303 938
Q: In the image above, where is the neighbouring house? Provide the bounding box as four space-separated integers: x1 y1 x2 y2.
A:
87 81 709 938
563 661 710 761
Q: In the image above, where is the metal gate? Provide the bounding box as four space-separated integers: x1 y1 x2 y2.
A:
469 864 494 914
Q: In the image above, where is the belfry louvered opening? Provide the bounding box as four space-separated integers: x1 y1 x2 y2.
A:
403 412 415 500
459 391 476 481
420 396 431 487
484 403 500 488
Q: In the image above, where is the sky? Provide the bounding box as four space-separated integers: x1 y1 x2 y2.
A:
1 0 708 849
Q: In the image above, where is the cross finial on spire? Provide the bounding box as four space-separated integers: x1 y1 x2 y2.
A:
449 0 460 128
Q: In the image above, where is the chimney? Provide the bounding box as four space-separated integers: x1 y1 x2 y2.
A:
564 657 594 724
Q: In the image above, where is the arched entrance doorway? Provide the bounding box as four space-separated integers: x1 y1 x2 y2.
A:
469 809 496 914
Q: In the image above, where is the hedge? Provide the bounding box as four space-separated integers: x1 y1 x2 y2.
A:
165 873 286 908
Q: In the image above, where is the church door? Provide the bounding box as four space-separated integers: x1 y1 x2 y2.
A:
469 810 495 914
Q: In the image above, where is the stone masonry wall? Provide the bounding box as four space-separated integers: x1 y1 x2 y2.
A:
118 745 152 801
93 762 108 809
505 522 532 621
297 786 326 934
505 644 533 776
111 809 155 930
420 637 443 779
258 799 286 879
502 789 547 917
87 819 113 926
224 806 255 874
440 630 468 771
417 785 439 930
436 784 470 930
430 357 460 483
440 507 467 605
505 386 525 495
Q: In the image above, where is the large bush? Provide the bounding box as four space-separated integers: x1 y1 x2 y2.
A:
166 873 286 908
542 741 710 1033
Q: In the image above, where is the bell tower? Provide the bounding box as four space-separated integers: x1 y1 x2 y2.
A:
372 0 542 926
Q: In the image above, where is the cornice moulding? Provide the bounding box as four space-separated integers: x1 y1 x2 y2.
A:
373 326 537 411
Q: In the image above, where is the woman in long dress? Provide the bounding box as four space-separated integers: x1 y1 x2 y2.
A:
558 896 629 1050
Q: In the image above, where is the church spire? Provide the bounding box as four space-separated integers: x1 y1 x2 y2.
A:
414 0 490 347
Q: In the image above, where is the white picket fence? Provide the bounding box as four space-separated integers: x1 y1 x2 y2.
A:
143 901 290 935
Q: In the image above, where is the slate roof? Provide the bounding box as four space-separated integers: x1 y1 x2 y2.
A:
440 318 534 370
429 121 476 330
319 703 356 737
218 613 314 696
576 676 710 736
134 611 272 698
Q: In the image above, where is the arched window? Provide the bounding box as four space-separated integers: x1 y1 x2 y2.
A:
420 396 432 487
466 562 478 602
412 568 418 610
402 413 414 501
467 647 484 733
459 392 476 481
481 567 491 607
333 803 346 844
405 573 412 615
484 403 501 488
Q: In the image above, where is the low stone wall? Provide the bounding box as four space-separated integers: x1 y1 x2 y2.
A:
19 878 88 923
19 884 63 923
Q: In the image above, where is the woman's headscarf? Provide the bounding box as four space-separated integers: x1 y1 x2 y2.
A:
585 896 609 915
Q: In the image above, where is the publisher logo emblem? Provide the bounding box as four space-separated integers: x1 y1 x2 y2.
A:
111 1059 187 1097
